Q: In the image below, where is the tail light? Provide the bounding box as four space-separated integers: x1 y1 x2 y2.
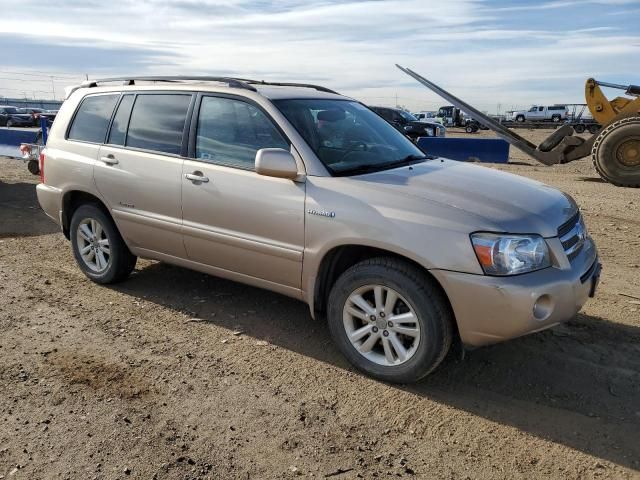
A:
39 151 45 183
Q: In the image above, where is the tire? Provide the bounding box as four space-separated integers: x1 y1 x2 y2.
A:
551 114 561 122
27 160 40 175
465 125 474 133
6 119 13 128
592 116 640 188
327 257 453 383
573 124 585 134
70 204 137 284
588 124 600 135
516 115 525 122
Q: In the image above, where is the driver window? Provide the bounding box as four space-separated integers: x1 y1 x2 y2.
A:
528 106 537 112
539 106 544 112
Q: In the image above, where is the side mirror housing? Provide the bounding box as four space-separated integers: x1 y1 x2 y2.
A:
255 148 299 179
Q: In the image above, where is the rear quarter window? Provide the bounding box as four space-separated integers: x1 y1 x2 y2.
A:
68 94 119 143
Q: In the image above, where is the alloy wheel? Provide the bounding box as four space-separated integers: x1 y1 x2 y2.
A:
343 284 421 366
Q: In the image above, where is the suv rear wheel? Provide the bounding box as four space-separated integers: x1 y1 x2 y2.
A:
70 204 137 284
327 257 453 383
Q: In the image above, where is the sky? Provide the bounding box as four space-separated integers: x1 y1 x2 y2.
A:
0 0 638 113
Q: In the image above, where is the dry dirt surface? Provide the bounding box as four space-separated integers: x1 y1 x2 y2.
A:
1 129 639 480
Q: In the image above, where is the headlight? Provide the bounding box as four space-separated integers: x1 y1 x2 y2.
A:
471 233 551 275
403 126 412 131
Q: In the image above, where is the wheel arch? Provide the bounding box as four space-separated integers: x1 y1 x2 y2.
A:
61 189 111 239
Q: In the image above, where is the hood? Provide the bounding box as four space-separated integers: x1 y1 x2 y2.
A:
351 159 577 237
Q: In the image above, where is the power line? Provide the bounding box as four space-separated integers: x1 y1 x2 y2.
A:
0 70 82 79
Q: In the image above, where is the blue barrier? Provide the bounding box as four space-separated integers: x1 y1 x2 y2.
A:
0 128 40 157
417 137 509 164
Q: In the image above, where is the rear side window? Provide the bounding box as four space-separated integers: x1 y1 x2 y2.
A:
68 94 119 143
126 94 191 155
107 95 134 145
195 96 289 169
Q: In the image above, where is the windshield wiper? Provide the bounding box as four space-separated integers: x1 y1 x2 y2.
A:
334 154 431 177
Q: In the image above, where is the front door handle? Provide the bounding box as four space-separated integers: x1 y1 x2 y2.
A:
185 172 209 183
100 154 119 165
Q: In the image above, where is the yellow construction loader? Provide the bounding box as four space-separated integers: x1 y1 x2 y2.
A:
397 65 640 187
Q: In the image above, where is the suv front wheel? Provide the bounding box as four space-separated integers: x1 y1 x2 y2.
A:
327 257 453 383
70 204 137 284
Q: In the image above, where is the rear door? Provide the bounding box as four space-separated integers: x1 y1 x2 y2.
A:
181 94 305 289
95 92 194 258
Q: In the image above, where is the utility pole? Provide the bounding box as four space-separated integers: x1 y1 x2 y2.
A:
50 76 56 100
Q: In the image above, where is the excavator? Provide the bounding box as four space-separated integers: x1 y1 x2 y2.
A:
397 65 640 188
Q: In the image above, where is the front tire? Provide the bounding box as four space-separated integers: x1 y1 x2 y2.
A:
327 257 453 383
70 204 137 284
592 116 640 188
6 119 13 128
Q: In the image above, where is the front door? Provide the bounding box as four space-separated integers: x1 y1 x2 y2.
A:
94 92 193 258
181 95 305 289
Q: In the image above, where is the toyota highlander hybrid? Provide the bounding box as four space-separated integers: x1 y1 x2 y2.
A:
36 76 600 383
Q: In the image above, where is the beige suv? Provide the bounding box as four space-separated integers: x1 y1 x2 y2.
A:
37 76 600 383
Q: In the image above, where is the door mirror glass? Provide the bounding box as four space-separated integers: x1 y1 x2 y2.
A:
255 148 299 179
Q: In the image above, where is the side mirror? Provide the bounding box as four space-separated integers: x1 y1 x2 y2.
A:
255 148 299 179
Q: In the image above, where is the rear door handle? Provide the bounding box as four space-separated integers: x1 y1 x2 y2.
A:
184 172 209 183
100 154 119 165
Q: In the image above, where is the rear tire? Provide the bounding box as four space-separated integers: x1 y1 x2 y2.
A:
27 160 40 175
588 124 600 135
6 119 13 128
551 114 561 122
516 115 525 122
573 124 585 134
592 116 640 187
70 204 137 284
327 257 453 383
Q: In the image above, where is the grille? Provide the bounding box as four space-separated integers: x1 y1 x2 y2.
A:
558 212 586 262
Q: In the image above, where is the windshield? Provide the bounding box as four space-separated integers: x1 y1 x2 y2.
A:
398 110 417 122
274 99 427 176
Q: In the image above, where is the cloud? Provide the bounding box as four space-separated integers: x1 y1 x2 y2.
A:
0 0 638 111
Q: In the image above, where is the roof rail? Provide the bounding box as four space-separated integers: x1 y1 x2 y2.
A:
81 76 258 92
64 76 340 100
241 80 339 94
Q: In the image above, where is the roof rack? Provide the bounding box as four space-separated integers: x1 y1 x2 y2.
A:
65 76 340 100
81 76 258 91
240 80 339 95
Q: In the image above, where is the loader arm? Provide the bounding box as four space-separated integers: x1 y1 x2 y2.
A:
585 78 640 125
396 65 591 166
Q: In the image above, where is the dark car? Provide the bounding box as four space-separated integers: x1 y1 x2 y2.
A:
21 107 46 126
369 106 446 139
0 106 34 127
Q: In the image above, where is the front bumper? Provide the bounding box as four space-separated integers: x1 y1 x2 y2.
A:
432 237 599 347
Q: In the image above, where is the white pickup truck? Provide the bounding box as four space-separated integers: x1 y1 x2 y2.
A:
512 105 568 122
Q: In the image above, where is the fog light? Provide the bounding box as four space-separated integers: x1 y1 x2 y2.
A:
533 294 553 320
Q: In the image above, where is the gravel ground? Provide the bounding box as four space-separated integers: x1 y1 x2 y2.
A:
1 129 639 479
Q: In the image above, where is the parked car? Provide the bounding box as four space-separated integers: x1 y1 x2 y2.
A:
36 77 600 383
0 106 34 127
369 106 446 139
512 105 569 122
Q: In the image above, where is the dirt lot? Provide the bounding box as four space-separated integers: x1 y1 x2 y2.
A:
1 129 639 480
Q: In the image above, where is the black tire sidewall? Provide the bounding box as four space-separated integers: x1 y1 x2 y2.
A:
70 204 130 284
593 118 640 187
327 261 451 383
